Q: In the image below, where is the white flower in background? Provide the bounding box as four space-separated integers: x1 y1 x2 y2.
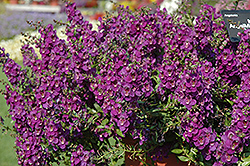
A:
0 26 67 62
0 34 27 62
105 0 117 11
0 19 99 62
160 0 181 13
88 20 99 31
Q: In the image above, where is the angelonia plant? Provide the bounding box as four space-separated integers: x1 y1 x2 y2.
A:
1 0 250 165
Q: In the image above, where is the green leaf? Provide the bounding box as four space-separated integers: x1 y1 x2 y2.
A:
116 129 124 137
199 161 205 166
96 125 105 129
90 109 96 114
167 95 171 104
94 103 102 112
101 118 109 126
190 147 198 154
226 99 234 106
79 36 83 43
87 115 95 123
87 114 99 124
137 100 145 104
189 150 197 157
240 155 250 166
225 117 231 126
152 109 161 112
171 149 183 154
177 156 189 162
108 137 116 146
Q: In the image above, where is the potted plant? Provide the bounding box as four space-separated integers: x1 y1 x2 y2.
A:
9 0 19 4
50 0 58 6
85 0 97 8
1 0 250 165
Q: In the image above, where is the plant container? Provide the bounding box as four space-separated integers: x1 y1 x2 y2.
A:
9 0 18 4
123 137 190 166
85 0 97 8
50 0 58 6
32 1 38 5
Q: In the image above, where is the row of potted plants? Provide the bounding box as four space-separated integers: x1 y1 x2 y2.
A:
9 0 59 5
8 0 99 6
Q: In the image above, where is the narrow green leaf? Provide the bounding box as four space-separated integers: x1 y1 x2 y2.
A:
96 125 105 129
152 109 161 112
94 103 102 112
167 95 171 104
177 156 189 162
240 155 250 166
116 129 124 137
87 116 95 123
79 36 83 43
199 161 205 166
137 100 145 104
190 147 198 153
171 149 183 154
225 117 231 126
226 99 234 106
101 118 109 126
91 109 97 113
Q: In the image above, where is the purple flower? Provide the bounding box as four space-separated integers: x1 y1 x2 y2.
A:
213 162 223 166
237 116 250 133
121 84 133 101
221 153 238 164
182 95 196 110
117 113 130 132
70 145 95 166
193 127 213 150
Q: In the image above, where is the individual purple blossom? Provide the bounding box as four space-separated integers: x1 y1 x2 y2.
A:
193 127 215 150
237 116 250 133
115 112 130 132
70 144 95 166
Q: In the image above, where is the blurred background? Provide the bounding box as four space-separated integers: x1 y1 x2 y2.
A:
0 0 250 165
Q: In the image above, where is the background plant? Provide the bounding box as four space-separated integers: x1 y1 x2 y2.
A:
0 10 67 41
214 0 250 12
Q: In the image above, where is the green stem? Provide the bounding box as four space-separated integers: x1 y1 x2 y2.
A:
180 144 198 165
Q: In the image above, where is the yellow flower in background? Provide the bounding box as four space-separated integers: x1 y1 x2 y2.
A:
117 0 138 11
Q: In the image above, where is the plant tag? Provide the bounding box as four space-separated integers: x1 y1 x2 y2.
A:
221 10 250 42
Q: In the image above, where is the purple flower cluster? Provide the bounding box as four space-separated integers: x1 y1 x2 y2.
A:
157 4 250 166
89 6 167 139
1 52 49 165
208 128 243 166
70 145 95 166
157 62 179 93
2 1 250 165
216 48 238 85
0 2 96 165
193 127 216 150
175 67 213 110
